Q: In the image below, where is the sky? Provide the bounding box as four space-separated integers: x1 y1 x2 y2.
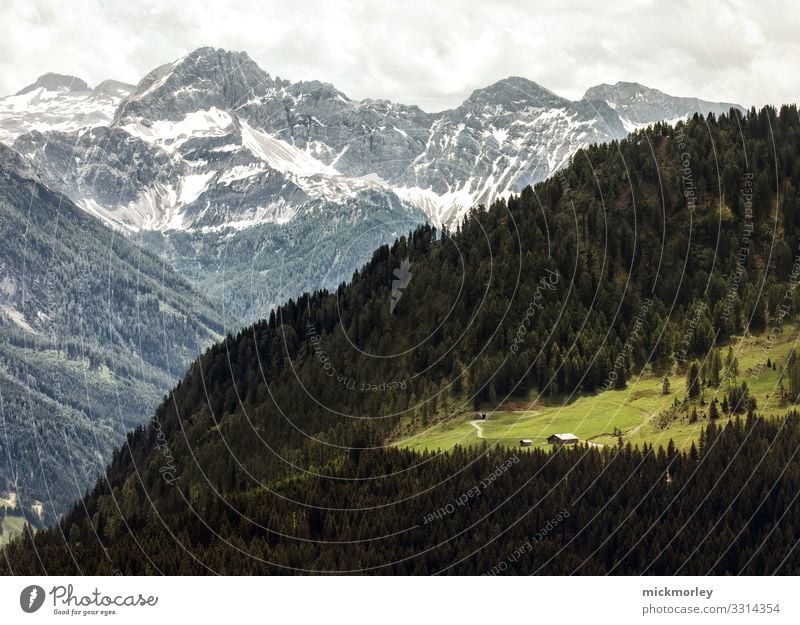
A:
1 0 798 111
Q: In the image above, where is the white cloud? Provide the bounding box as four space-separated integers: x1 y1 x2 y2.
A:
1 0 797 110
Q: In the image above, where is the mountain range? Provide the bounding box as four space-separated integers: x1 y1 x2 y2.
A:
1 47 743 323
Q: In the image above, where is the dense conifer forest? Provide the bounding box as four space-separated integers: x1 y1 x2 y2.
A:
4 416 800 574
4 105 800 574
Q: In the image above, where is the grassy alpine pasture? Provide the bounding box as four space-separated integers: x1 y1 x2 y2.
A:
399 325 800 453
0 516 25 547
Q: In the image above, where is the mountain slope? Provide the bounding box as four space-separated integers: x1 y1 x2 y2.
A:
0 145 224 522
3 105 799 574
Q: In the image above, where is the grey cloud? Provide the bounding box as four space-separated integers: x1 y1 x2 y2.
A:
1 0 797 110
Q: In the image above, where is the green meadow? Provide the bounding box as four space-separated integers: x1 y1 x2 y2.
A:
399 325 800 453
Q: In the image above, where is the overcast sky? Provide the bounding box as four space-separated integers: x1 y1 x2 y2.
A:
1 0 797 111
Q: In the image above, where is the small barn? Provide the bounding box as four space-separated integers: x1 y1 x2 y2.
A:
547 433 579 446
519 439 533 447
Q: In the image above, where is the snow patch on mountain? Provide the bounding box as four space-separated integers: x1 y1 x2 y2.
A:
393 184 482 227
178 171 216 204
121 107 234 153
239 120 338 178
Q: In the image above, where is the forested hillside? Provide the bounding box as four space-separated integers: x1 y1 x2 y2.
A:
4 105 800 573
5 415 798 574
0 145 225 521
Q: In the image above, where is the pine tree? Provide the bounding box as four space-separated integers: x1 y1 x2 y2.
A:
785 350 800 401
615 363 627 389
686 361 701 399
708 347 722 387
724 346 736 385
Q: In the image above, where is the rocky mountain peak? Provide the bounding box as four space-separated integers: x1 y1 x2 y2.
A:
4 51 746 237
114 46 275 123
584 80 650 100
15 72 91 96
583 81 744 130
463 76 567 112
92 79 135 97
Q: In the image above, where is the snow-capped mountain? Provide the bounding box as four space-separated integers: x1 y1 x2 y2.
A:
583 81 742 132
5 48 745 233
390 76 628 224
12 49 421 234
0 73 133 145
0 47 743 321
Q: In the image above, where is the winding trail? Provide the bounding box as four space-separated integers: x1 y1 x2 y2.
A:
469 420 485 439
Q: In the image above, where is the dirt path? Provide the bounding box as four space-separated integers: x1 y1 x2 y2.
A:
469 420 485 439
628 408 660 436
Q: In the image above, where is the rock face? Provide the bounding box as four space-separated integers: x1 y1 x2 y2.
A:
1 47 744 322
13 126 183 228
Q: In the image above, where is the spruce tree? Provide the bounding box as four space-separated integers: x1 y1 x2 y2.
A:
686 361 701 399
